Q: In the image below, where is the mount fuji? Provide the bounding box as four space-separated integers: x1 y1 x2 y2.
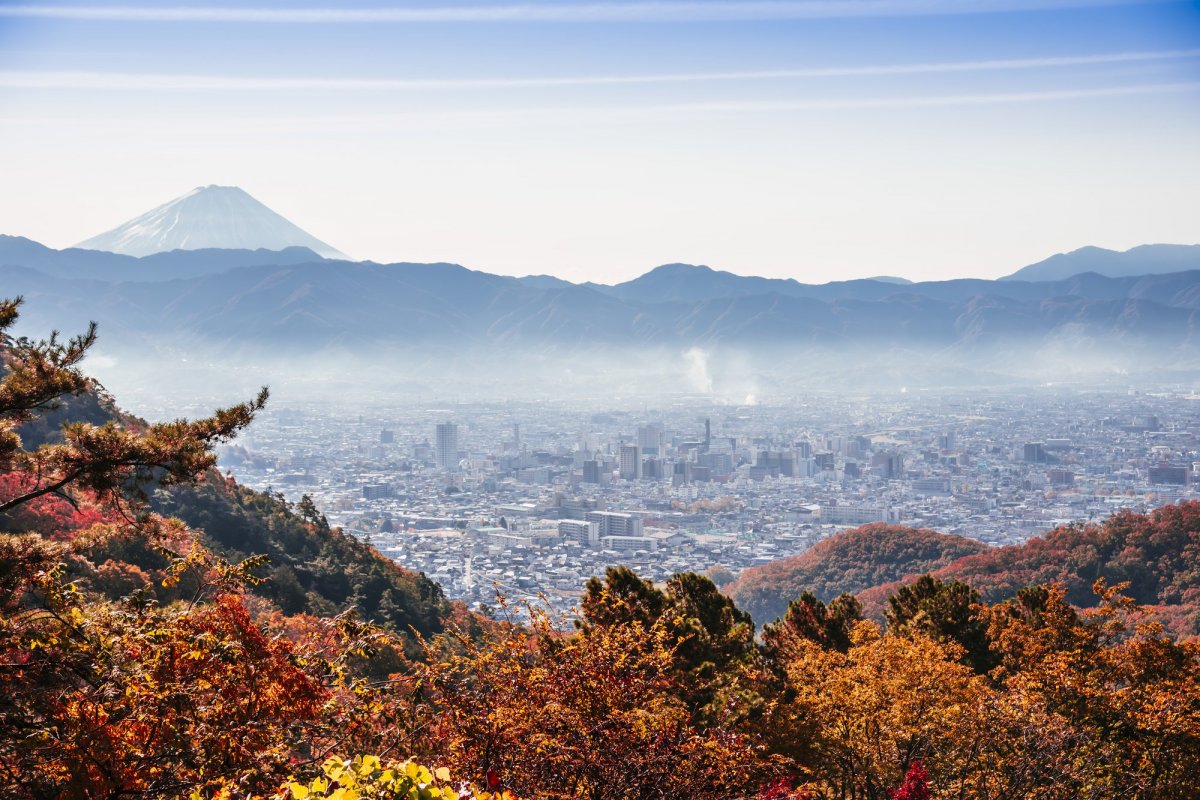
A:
75 185 348 259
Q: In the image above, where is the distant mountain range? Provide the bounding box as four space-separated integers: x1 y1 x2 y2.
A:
62 184 1197 285
0 235 326 282
4 234 1200 362
5 197 1200 396
75 185 347 259
1001 244 1200 282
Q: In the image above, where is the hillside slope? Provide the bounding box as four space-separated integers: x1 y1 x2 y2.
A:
732 504 1200 636
867 503 1200 633
10 388 453 641
724 524 988 624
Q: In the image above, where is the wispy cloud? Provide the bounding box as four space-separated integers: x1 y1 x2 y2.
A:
5 81 1195 134
0 0 1170 24
2 50 1196 91
654 81 1200 112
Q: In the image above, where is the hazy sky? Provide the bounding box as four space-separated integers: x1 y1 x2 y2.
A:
1 0 1199 283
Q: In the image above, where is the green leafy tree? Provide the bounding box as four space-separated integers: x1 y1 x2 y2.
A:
885 574 994 673
762 591 863 655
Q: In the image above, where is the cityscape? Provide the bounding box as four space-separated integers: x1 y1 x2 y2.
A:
205 387 1200 617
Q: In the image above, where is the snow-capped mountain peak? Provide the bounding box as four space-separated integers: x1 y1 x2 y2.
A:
76 185 348 259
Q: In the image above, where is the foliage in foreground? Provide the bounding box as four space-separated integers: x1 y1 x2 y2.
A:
279 755 516 800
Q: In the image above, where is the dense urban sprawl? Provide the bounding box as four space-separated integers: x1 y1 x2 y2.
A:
188 388 1200 615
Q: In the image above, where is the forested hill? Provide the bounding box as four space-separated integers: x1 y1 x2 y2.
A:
725 524 987 625
730 505 1200 636
859 502 1200 633
153 476 451 637
10 388 454 642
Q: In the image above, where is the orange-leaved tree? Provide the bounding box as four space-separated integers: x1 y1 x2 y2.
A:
416 597 772 800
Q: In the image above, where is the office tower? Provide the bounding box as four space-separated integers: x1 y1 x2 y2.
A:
619 443 642 480
637 423 664 457
379 429 394 444
435 422 459 470
871 450 905 479
1023 442 1048 464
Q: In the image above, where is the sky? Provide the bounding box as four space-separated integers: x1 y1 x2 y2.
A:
1 0 1199 284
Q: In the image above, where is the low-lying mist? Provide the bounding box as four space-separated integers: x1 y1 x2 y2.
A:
73 335 1200 421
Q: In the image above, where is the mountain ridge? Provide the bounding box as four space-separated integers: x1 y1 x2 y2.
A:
8 236 1200 392
1002 243 1200 282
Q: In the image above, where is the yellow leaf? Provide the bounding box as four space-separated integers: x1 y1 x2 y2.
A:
434 767 451 783
288 782 310 800
323 758 347 781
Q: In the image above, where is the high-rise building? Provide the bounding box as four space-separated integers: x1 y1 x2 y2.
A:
1023 442 1049 464
582 459 602 484
1048 469 1075 487
619 443 642 480
435 422 459 470
755 450 796 478
379 429 394 444
559 519 600 547
871 450 905 480
698 451 734 476
586 511 644 538
637 423 664 457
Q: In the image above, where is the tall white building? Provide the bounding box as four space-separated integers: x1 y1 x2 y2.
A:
586 511 644 538
619 443 642 480
559 519 600 547
435 422 459 470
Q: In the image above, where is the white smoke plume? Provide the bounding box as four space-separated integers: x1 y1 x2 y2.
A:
684 347 713 394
